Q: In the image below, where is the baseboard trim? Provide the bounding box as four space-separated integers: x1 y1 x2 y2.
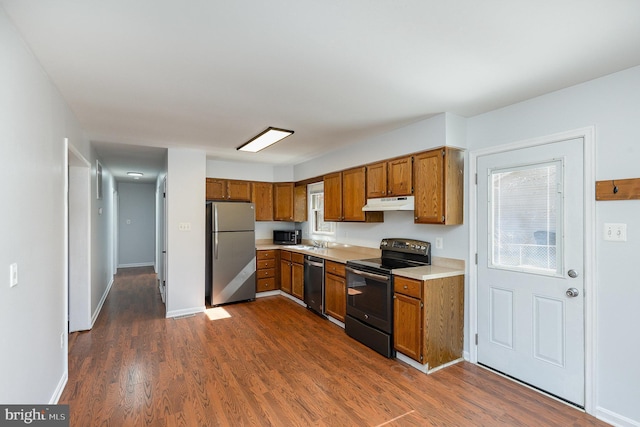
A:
50 371 68 404
118 262 154 268
91 276 114 328
166 306 205 319
595 407 640 427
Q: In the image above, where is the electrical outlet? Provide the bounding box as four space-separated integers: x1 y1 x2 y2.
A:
435 238 443 249
9 263 18 288
604 223 627 241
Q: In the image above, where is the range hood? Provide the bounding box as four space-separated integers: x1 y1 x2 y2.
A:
362 196 415 211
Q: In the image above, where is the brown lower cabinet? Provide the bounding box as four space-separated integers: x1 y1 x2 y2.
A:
279 251 304 300
256 250 278 292
324 260 346 322
393 275 464 370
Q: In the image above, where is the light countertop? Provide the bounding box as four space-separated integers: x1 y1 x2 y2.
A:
256 241 465 280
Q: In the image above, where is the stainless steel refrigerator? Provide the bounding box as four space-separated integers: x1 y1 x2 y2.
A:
206 202 256 306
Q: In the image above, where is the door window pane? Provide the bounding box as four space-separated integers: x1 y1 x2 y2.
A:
489 161 562 275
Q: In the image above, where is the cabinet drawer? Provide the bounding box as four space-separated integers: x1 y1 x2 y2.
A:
394 276 422 299
280 250 292 261
291 252 304 264
257 278 277 291
257 268 275 279
325 260 345 277
257 259 275 270
257 250 276 260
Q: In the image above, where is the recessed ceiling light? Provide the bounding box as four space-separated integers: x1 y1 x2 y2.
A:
237 127 294 152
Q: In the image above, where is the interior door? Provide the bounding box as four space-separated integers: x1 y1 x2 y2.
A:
477 138 585 406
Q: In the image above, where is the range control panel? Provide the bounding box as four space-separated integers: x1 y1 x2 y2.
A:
380 238 431 256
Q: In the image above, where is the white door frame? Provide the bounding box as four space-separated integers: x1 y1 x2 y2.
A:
66 140 92 332
468 127 596 414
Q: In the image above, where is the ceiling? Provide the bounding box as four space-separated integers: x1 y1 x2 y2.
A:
3 1 640 182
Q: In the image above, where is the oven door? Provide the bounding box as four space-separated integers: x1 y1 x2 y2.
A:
346 266 393 334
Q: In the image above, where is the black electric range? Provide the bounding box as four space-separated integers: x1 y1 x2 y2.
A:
346 238 431 274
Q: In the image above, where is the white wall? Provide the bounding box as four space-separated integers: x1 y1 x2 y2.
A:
90 150 116 324
0 8 83 403
117 182 156 267
166 148 206 317
467 65 640 426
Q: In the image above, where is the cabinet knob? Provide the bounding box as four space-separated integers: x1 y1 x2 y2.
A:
403 285 408 289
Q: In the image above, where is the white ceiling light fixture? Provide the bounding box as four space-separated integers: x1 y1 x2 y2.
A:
237 127 294 152
127 172 144 180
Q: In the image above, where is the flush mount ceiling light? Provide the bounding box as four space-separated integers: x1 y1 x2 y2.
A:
127 172 143 179
237 127 294 152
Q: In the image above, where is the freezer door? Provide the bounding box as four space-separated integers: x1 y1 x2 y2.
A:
212 202 255 232
210 230 256 305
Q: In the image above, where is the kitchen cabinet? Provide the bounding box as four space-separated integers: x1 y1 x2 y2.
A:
291 252 304 300
206 178 252 201
393 274 464 370
324 168 384 223
413 147 464 224
324 260 346 322
280 251 304 300
252 182 273 221
366 156 413 198
294 184 308 222
274 183 295 221
280 251 292 294
256 250 278 292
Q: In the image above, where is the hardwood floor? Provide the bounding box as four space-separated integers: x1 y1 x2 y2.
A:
61 267 608 426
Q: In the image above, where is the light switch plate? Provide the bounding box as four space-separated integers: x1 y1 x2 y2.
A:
178 222 191 231
604 223 627 241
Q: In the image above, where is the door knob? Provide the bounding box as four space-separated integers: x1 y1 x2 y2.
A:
567 269 579 278
566 288 579 297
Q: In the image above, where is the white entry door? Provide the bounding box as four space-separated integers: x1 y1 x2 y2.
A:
477 138 585 406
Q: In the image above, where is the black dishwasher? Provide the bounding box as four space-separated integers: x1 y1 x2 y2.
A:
303 255 325 316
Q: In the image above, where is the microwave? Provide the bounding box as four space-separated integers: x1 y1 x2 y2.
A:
273 230 301 245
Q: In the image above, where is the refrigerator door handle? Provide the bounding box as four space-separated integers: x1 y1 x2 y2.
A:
213 204 219 260
214 232 219 260
214 204 219 233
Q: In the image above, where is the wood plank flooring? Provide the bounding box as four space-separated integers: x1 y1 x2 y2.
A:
60 267 609 426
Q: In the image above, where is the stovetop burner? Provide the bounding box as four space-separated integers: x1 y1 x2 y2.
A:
347 238 431 273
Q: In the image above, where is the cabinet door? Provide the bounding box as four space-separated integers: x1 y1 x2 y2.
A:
293 185 307 222
413 149 445 224
394 293 423 362
280 258 292 294
206 178 227 200
323 172 343 222
366 162 387 198
342 167 367 221
228 180 252 201
274 182 294 221
324 273 346 322
291 262 304 300
387 156 413 196
252 182 274 221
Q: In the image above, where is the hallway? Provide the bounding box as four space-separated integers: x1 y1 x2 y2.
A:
60 268 608 426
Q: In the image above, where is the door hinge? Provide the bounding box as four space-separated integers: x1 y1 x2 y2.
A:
475 333 478 345
441 149 445 157
475 253 478 265
475 173 477 185
420 302 424 308
441 215 445 223
163 192 166 198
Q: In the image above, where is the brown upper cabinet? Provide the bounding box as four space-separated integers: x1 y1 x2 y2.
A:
251 182 274 221
366 156 413 198
324 167 384 222
206 178 251 202
293 185 307 222
273 182 294 221
413 147 464 225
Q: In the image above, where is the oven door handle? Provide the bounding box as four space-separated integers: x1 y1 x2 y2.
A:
346 266 390 282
